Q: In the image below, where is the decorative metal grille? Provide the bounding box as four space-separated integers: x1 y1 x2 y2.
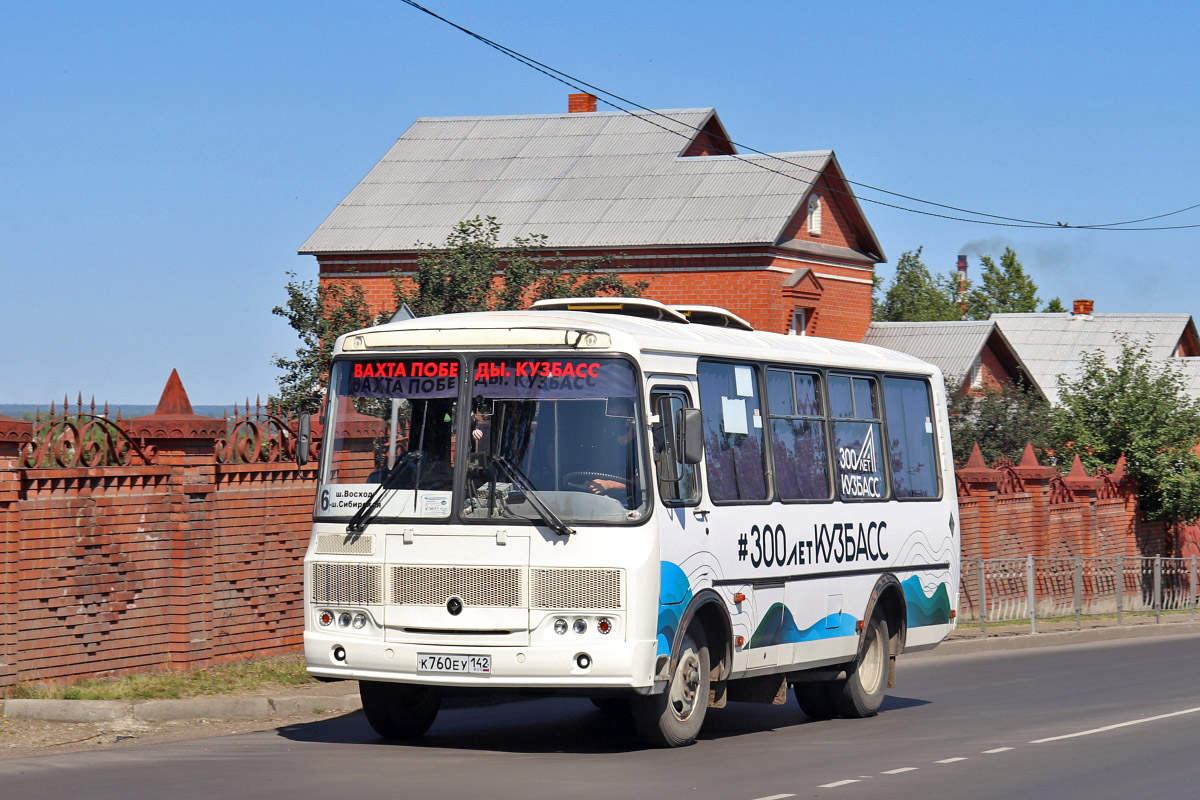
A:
314 533 375 556
530 568 624 610
391 566 524 607
311 562 383 605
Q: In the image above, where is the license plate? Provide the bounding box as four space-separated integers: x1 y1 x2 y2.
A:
417 653 491 674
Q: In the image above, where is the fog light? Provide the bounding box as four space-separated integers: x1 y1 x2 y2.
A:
576 653 592 669
332 645 346 662
318 610 334 627
352 613 367 629
338 612 352 628
573 618 587 635
554 618 568 635
597 617 612 635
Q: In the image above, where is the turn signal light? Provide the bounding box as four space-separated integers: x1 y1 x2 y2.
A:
318 610 334 627
733 593 746 603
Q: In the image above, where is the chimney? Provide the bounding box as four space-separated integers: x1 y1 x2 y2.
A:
568 93 597 113
1072 299 1094 316
957 255 968 318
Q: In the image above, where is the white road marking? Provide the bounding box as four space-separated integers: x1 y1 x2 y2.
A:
935 757 968 764
819 780 860 788
1029 706 1200 744
882 767 919 774
750 795 795 800
983 747 1014 754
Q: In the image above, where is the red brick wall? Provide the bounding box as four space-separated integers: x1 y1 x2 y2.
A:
0 442 317 689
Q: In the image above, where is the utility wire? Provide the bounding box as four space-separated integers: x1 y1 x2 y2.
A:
399 0 1200 232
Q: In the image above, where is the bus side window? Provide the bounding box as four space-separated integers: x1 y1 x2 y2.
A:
697 362 769 503
766 369 832 501
883 377 941 499
651 391 700 506
829 374 886 502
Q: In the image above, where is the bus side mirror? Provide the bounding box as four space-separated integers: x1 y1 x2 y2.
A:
296 413 312 466
677 408 703 465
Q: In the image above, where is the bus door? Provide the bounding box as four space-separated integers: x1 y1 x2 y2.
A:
649 382 706 558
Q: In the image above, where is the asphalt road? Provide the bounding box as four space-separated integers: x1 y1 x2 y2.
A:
3 634 1198 800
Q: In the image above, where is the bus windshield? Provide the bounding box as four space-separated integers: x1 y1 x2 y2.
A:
464 357 648 525
316 355 648 526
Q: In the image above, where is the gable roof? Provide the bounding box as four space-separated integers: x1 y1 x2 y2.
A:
862 320 1034 392
992 312 1200 404
299 108 883 258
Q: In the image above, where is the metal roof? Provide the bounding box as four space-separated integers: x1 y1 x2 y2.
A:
300 109 864 254
992 312 1198 404
861 321 999 382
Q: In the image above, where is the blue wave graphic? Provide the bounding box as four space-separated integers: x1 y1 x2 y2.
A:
748 603 859 648
902 576 951 627
657 561 693 657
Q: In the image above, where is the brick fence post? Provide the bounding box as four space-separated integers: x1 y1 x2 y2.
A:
958 444 1001 559
1012 443 1058 558
122 371 223 672
0 414 31 688
1063 454 1103 560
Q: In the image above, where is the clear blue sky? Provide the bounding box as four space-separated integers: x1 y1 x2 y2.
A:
3 1 1198 404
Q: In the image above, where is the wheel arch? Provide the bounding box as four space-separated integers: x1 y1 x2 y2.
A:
674 589 733 682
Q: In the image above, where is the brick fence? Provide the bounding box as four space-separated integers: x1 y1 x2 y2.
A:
0 377 1189 690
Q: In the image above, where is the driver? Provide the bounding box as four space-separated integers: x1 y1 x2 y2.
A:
585 397 639 501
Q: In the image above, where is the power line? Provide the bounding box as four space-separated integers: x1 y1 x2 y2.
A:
399 0 1200 232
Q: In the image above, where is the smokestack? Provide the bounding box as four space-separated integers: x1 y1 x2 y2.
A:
1072 299 1094 316
568 93 597 113
957 255 968 318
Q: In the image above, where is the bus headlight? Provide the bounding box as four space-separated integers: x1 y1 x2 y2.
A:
554 618 568 635
338 612 353 628
573 618 587 635
352 613 368 629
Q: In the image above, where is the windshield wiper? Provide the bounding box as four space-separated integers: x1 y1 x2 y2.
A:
492 455 575 537
346 455 414 534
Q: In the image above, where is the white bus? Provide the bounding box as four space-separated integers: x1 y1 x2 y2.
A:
300 298 959 747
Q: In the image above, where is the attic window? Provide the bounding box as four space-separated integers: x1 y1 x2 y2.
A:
807 196 822 237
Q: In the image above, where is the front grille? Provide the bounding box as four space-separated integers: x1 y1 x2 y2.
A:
531 568 624 610
391 566 524 607
314 533 374 556
311 562 383 604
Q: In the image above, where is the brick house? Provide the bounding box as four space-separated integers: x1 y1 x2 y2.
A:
300 94 884 339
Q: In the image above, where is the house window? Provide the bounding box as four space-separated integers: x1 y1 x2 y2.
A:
807 195 822 236
790 307 808 336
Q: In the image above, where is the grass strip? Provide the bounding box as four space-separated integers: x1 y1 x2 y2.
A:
6 655 316 701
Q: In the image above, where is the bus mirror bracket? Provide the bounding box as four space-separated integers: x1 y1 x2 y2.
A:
678 408 703 465
296 413 312 466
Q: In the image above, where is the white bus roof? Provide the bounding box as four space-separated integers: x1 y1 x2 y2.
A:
334 308 941 378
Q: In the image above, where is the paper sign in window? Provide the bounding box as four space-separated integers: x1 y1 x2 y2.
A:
721 396 749 435
734 366 754 397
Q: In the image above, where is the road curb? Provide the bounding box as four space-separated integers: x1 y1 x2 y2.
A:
904 620 1200 659
1 692 362 724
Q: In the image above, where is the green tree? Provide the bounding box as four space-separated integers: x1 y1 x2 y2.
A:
965 247 1040 319
1054 336 1200 523
395 216 647 316
946 378 1055 466
270 273 373 416
1043 297 1067 313
876 248 962 321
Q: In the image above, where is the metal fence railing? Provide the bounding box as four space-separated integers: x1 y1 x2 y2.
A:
960 555 1199 633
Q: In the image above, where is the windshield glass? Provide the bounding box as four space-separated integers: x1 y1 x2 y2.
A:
463 357 648 524
317 357 460 520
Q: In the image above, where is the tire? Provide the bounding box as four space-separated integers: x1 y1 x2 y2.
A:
631 624 711 747
792 681 838 720
359 681 442 740
832 613 889 719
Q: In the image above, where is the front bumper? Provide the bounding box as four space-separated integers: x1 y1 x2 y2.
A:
305 630 658 690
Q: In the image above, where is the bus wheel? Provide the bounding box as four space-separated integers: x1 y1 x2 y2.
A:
631 625 710 747
359 681 441 740
833 612 889 718
792 681 838 720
